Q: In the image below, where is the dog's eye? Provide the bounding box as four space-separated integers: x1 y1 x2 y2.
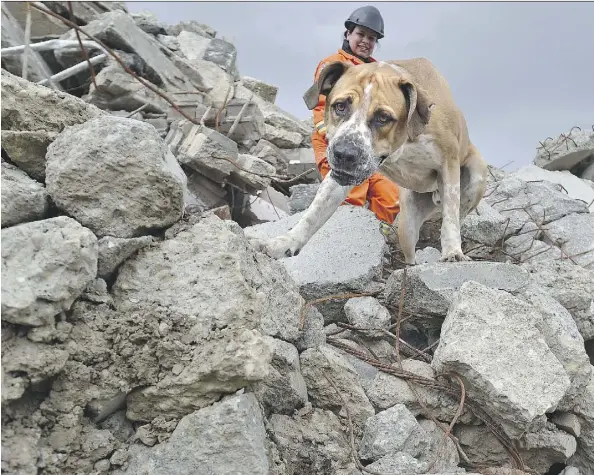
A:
375 112 394 126
333 101 348 115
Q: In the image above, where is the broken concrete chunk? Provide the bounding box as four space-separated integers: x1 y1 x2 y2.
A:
534 129 594 171
522 259 594 341
241 76 278 103
203 37 237 73
97 236 154 281
177 30 211 61
542 213 594 268
46 115 187 238
432 281 570 439
553 412 582 438
264 123 303 149
567 371 594 473
484 177 589 236
1 69 104 133
85 65 168 114
1 337 69 401
300 345 375 434
177 124 238 182
519 425 577 473
230 154 275 191
1 161 49 228
384 261 530 317
512 165 594 212
344 297 391 338
251 138 289 174
130 10 167 35
167 20 216 38
461 200 509 246
270 408 355 474
246 206 386 323
358 404 429 462
253 339 308 415
288 183 319 214
0 130 57 182
1 216 98 327
60 11 192 91
125 393 270 475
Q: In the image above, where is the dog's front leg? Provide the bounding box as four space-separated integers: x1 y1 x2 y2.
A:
438 160 470 262
250 171 353 259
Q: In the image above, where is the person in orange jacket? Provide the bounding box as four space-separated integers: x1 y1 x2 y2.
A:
311 5 400 224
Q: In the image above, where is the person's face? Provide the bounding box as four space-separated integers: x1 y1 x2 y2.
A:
347 25 378 58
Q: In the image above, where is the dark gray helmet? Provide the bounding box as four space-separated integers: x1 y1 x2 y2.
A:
344 5 385 39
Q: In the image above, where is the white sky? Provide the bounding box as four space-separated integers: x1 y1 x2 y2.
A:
128 1 594 170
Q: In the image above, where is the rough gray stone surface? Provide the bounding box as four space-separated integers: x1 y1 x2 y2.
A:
124 393 269 475
300 345 375 434
344 297 391 338
288 183 319 214
543 213 594 268
203 37 237 72
270 408 357 474
364 452 427 474
61 11 192 91
432 281 570 439
518 424 577 473
0 130 57 182
461 200 508 246
0 69 104 133
1 335 69 404
522 259 594 341
1 216 98 327
384 261 530 317
231 153 275 191
415 246 441 264
177 124 238 183
264 123 303 148
519 285 592 410
110 217 312 419
246 206 387 323
97 236 154 281
46 115 187 239
568 370 594 474
358 404 429 462
241 76 278 103
484 177 589 236
1 161 49 228
252 339 308 415
534 129 594 171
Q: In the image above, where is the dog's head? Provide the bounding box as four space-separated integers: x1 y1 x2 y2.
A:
303 61 434 186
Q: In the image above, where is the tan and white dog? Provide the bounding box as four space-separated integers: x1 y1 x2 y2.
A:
251 58 488 265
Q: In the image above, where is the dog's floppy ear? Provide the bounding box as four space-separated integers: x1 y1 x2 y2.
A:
303 61 350 110
399 80 435 141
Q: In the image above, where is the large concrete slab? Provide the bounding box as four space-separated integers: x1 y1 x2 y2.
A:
245 205 387 322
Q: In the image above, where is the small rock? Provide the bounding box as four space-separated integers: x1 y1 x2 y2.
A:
97 235 154 280
300 345 375 434
358 404 429 462
461 200 508 246
519 425 577 473
344 297 391 338
0 130 57 182
384 261 530 317
94 458 111 472
534 129 594 171
246 206 386 323
553 412 582 438
125 393 270 475
46 115 187 239
364 452 427 473
1 216 98 327
263 123 303 149
433 281 570 439
1 161 49 228
241 76 278 103
414 246 441 264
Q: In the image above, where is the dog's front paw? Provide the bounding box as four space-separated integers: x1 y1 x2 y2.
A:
249 234 304 259
439 249 471 263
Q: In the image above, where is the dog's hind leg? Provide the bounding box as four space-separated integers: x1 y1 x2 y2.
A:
250 171 352 259
460 144 488 220
397 188 440 265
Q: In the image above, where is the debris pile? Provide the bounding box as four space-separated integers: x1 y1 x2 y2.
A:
2 3 594 475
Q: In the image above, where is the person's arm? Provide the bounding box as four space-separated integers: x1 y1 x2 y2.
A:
311 60 331 173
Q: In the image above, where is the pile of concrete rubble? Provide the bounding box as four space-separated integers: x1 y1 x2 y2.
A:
1 1 318 225
2 3 594 475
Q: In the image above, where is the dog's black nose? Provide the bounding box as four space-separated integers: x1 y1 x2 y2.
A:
332 141 359 168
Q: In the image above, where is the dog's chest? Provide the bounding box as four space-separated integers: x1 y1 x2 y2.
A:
380 135 442 192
